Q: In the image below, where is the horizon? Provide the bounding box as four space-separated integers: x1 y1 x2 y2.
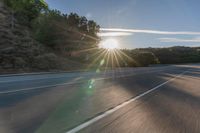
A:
45 0 200 49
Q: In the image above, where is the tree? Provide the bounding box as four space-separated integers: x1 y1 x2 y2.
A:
79 16 88 32
32 9 63 48
32 10 100 53
88 20 100 36
4 0 48 27
67 13 80 29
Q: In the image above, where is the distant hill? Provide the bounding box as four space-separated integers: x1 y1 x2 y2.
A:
136 46 200 64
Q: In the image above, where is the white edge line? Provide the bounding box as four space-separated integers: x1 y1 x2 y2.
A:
66 70 189 133
0 69 165 83
0 73 92 83
0 70 164 94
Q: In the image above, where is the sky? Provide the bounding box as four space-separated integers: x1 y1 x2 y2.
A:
45 0 200 49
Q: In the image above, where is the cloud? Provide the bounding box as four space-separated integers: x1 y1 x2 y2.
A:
100 28 200 35
159 37 200 43
86 13 92 19
98 32 133 37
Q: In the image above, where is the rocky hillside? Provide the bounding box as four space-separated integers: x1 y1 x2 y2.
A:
0 2 62 73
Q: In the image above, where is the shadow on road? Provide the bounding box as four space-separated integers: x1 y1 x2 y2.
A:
97 68 200 133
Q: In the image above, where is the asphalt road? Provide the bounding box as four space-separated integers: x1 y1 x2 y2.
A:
0 64 199 133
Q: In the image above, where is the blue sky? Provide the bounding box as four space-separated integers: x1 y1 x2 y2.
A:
46 0 200 49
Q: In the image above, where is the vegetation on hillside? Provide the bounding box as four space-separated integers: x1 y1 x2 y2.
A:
92 47 200 68
0 0 100 72
123 47 200 66
4 0 100 51
32 11 100 52
139 46 200 64
0 0 200 73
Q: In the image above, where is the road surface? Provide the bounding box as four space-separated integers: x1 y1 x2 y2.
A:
0 64 199 133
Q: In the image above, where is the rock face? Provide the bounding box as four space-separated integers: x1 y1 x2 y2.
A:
0 1 60 73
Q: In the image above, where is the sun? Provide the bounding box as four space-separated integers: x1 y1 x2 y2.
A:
99 38 119 50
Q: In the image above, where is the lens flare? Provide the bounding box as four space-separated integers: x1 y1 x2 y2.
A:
99 38 119 50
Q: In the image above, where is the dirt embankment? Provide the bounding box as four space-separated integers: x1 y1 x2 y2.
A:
0 2 85 74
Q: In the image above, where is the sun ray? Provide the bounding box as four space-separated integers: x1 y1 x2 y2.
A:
74 47 99 54
86 49 107 69
113 51 121 70
114 51 128 77
117 49 140 66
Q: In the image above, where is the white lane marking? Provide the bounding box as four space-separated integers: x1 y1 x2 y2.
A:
0 68 167 83
0 70 124 83
0 81 78 94
0 70 165 94
0 73 91 83
66 70 189 133
0 75 75 83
